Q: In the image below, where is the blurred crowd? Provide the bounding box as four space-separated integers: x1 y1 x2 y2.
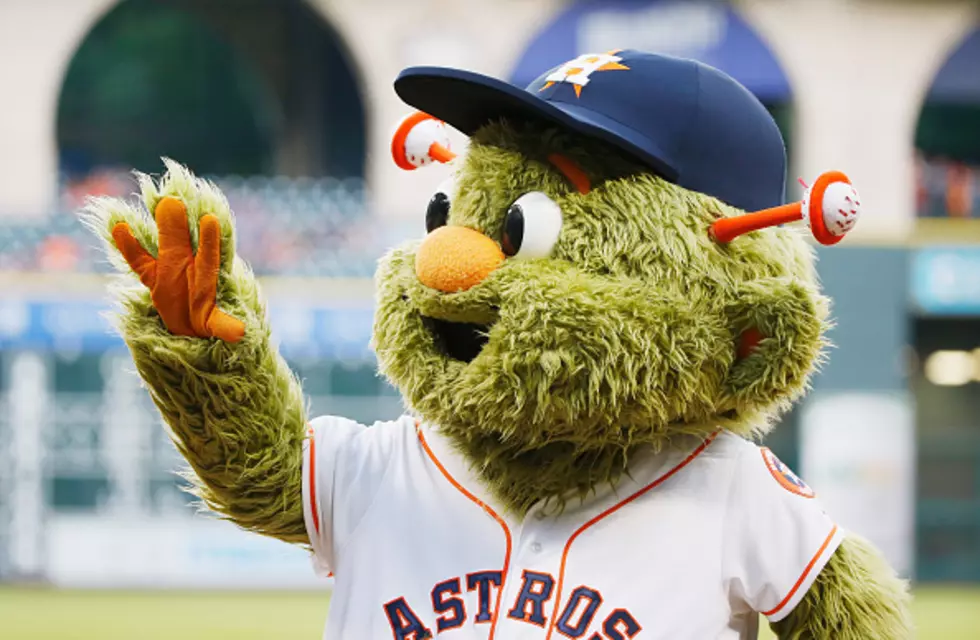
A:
916 154 980 218
0 170 415 277
0 155 974 277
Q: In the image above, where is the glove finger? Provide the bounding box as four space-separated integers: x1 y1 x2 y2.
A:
207 308 246 343
155 196 192 258
194 215 222 291
189 214 222 335
111 222 157 289
192 214 244 342
151 196 196 336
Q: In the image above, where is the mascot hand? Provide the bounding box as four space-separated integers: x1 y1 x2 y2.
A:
110 196 245 343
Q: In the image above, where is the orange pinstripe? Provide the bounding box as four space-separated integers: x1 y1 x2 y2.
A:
543 431 720 639
762 525 839 618
417 427 513 640
306 426 320 536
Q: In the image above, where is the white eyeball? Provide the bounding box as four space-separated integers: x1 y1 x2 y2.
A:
501 192 563 260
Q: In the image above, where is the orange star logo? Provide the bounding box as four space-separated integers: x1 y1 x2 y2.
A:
540 50 630 97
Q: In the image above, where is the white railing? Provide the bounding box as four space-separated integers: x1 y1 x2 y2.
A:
0 350 403 586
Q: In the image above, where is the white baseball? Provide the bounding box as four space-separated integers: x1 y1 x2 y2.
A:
821 181 861 236
403 118 451 167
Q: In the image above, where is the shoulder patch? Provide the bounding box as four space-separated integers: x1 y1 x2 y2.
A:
760 447 815 498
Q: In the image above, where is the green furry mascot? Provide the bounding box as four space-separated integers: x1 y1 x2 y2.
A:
86 51 911 638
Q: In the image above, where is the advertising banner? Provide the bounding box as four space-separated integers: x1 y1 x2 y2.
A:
45 515 328 589
800 392 916 577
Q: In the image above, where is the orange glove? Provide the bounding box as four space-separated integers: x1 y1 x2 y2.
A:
111 196 246 343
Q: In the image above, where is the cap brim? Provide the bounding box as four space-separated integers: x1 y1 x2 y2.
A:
394 67 678 181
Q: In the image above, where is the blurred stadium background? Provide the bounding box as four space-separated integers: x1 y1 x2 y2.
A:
1 0 980 637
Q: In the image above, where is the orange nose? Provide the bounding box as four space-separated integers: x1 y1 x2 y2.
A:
415 226 504 292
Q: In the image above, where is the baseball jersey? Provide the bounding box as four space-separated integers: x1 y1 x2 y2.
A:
302 415 843 639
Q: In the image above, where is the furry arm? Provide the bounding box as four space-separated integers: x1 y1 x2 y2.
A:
83 161 309 545
771 534 913 639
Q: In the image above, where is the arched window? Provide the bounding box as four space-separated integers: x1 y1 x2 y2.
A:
57 0 365 180
915 27 980 219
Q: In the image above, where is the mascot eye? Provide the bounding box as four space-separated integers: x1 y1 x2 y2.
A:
502 192 563 259
425 179 453 233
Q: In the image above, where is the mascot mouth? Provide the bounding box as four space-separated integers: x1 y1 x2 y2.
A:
421 316 492 363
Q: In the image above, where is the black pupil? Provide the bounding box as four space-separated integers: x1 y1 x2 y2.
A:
502 204 524 256
426 192 450 233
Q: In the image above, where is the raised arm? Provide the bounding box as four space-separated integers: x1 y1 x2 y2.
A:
83 160 308 545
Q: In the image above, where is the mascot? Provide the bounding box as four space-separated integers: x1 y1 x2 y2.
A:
85 51 911 638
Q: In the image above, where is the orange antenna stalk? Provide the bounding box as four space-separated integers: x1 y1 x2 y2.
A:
428 142 456 164
710 171 861 246
710 202 803 243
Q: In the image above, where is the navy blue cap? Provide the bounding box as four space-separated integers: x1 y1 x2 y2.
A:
394 50 786 212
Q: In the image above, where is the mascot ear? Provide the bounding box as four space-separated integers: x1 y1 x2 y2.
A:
723 277 827 412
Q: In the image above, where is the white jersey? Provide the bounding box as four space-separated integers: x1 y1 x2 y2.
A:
302 415 843 640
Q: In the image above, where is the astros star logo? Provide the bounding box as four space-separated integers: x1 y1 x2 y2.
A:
540 50 630 98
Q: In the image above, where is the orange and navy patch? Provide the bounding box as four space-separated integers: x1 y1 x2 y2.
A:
539 51 630 98
760 447 815 498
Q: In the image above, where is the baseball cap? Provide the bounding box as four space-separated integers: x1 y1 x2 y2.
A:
394 50 786 212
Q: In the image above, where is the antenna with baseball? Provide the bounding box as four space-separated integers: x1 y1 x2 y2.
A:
391 112 457 170
390 110 863 246
710 171 862 245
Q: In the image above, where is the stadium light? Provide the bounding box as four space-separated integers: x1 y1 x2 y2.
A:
924 350 975 386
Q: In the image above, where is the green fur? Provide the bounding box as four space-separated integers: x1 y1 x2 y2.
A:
374 122 828 514
82 160 309 544
85 120 909 639
772 536 913 639
372 121 909 637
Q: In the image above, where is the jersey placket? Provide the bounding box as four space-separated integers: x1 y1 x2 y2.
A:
494 502 573 639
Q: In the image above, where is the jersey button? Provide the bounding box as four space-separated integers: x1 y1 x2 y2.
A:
531 542 542 553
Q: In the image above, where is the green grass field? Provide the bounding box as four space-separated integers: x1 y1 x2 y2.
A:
0 586 978 638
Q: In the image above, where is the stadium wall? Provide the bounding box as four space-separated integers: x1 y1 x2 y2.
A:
1 0 978 239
